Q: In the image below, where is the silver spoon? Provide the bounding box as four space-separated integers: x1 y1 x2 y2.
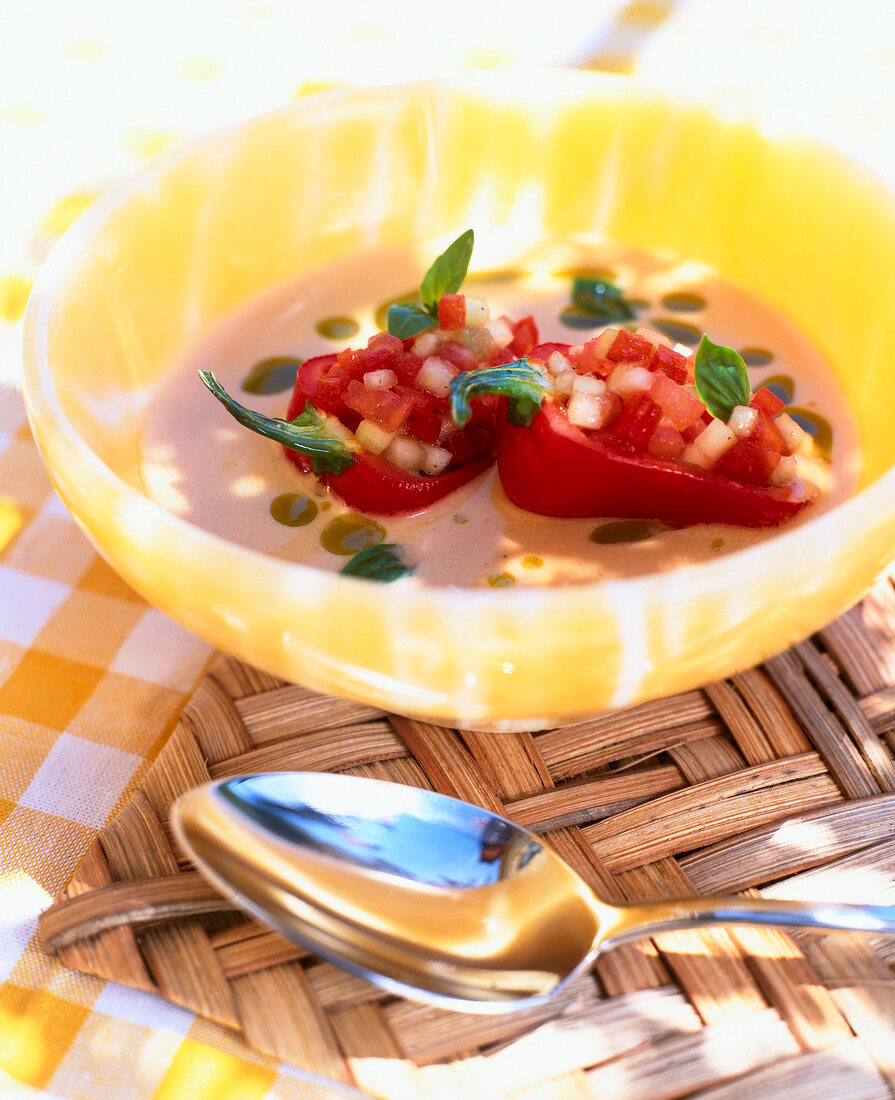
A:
172 772 895 1014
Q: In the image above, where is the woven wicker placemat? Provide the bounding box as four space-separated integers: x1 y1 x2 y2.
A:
40 571 895 1099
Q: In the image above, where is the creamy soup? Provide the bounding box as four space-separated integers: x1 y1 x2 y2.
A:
139 241 861 587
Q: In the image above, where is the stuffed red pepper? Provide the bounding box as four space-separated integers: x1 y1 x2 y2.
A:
199 230 538 516
451 327 820 528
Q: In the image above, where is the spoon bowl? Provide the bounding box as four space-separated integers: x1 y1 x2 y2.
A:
172 772 895 1013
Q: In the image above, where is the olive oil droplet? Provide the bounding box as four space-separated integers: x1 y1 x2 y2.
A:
648 318 701 346
553 265 617 282
320 513 386 556
242 357 302 395
762 373 794 403
465 267 525 285
786 406 833 462
520 555 543 570
590 519 667 544
316 316 360 341
740 347 774 367
488 571 515 588
270 493 318 527
559 305 602 330
660 291 706 313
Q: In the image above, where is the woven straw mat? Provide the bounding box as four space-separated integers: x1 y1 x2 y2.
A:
40 570 895 1100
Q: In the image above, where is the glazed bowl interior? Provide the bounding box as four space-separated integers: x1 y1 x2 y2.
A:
23 71 895 731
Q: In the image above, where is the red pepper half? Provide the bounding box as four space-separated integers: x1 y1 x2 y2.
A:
285 444 492 515
497 397 811 528
200 231 527 519
285 354 493 516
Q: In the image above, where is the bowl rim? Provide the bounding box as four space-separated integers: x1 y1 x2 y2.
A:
21 69 895 618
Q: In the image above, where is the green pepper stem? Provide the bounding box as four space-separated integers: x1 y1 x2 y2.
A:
199 370 356 477
450 357 552 429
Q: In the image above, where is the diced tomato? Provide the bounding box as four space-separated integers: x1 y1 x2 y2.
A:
611 392 662 451
401 387 448 442
714 439 780 485
394 383 442 418
407 410 443 444
607 330 654 365
335 346 360 373
343 379 413 432
569 342 613 378
314 362 348 400
651 344 688 385
461 393 499 427
438 293 466 331
441 430 474 465
314 365 353 414
747 409 785 454
649 372 704 432
510 314 539 357
647 423 686 460
442 420 493 464
392 352 423 385
356 343 400 376
528 342 573 365
750 386 785 418
491 346 519 366
437 341 479 372
366 331 404 356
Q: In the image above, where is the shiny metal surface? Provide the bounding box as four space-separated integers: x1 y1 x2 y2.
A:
172 772 895 1013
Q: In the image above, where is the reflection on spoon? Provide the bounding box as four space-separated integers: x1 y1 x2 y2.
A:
172 772 895 1014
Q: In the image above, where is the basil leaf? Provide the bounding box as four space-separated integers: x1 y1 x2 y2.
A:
693 334 751 422
450 358 552 429
571 276 636 323
419 229 474 315
340 543 413 582
387 302 436 340
199 371 356 476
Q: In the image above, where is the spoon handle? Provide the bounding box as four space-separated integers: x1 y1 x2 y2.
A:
603 896 895 949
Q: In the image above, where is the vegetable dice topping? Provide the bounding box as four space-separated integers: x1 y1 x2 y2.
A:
201 228 825 527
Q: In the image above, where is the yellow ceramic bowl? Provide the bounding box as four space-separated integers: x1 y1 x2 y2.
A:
22 72 895 731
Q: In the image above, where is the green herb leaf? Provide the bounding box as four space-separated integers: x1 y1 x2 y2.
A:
693 334 751 422
450 358 552 429
339 543 413 582
419 229 475 315
199 371 356 476
571 276 636 323
387 229 476 336
387 302 436 339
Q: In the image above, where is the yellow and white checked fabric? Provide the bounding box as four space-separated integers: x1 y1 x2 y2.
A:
3 2 894 1097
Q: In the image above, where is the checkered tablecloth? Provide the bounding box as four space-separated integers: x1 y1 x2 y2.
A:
2 2 894 1097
